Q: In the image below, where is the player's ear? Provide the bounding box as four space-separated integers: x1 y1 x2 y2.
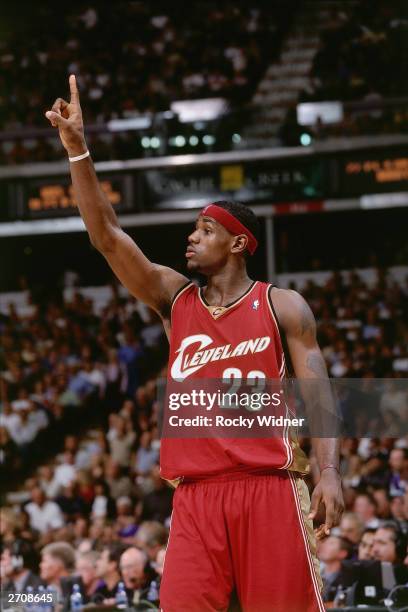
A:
231 234 248 256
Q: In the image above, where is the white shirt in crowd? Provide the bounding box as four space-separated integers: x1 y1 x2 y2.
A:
53 463 76 488
25 501 64 534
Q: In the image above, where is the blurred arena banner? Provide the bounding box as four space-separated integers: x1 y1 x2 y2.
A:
0 137 407 226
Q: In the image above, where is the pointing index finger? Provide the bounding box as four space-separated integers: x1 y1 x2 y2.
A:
69 74 80 104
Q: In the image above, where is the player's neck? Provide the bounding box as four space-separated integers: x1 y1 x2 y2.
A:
204 264 252 307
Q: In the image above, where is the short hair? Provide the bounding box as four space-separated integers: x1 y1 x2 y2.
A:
106 542 128 566
377 521 407 561
361 527 376 537
135 521 168 548
76 550 99 566
42 542 76 572
356 492 377 508
342 512 364 529
335 536 353 558
211 201 260 255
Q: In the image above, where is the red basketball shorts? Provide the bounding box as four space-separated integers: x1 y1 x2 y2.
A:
160 470 324 612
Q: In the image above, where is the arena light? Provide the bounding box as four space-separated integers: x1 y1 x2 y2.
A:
300 133 312 146
171 98 227 123
174 135 186 147
189 135 199 146
150 137 161 149
297 101 343 126
108 117 151 131
232 133 241 144
141 136 151 148
203 135 215 145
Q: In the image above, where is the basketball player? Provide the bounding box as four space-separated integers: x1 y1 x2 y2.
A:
46 76 344 612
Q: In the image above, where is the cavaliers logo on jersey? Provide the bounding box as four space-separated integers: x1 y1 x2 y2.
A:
170 334 271 380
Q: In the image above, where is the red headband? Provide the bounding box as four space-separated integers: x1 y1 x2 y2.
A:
200 204 258 255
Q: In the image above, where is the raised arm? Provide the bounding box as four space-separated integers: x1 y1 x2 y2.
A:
271 287 344 537
45 75 188 319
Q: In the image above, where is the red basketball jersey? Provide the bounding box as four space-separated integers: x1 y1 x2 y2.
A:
160 280 308 480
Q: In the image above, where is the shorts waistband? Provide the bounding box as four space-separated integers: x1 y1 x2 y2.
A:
181 467 293 485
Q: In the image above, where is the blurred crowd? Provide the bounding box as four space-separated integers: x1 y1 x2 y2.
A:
305 0 408 103
1 1 292 130
0 0 294 165
288 0 408 143
1 1 406 164
0 267 407 608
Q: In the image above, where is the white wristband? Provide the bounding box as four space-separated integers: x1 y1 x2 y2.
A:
68 150 90 163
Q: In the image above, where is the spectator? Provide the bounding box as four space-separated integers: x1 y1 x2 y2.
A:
108 416 136 468
40 542 76 595
389 448 408 496
116 496 138 538
25 487 64 534
93 542 126 602
340 512 364 546
53 452 77 491
135 431 159 476
319 536 353 602
56 482 88 521
353 493 380 529
76 551 100 600
140 466 173 523
358 528 376 560
134 521 168 561
372 522 407 564
38 466 60 500
119 546 157 606
1 540 41 592
104 458 135 500
154 547 166 577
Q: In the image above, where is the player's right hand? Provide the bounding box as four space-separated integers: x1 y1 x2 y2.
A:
45 75 87 157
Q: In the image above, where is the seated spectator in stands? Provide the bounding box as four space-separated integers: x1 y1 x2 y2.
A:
53 451 77 491
38 466 60 500
40 542 76 599
93 542 126 603
118 329 144 396
116 496 138 539
319 535 353 602
140 465 173 523
25 487 64 534
135 431 159 477
108 415 136 468
358 528 376 560
154 547 166 577
76 551 100 601
353 492 380 529
104 458 135 500
56 482 88 521
91 481 115 520
372 522 407 565
389 448 408 497
119 546 157 607
340 512 364 550
72 517 89 547
373 487 392 519
134 521 167 563
0 426 20 475
1 539 41 592
391 495 407 528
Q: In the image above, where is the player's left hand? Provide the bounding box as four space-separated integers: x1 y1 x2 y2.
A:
308 468 344 540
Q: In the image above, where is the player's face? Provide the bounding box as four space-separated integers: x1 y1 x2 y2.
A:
186 216 233 273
